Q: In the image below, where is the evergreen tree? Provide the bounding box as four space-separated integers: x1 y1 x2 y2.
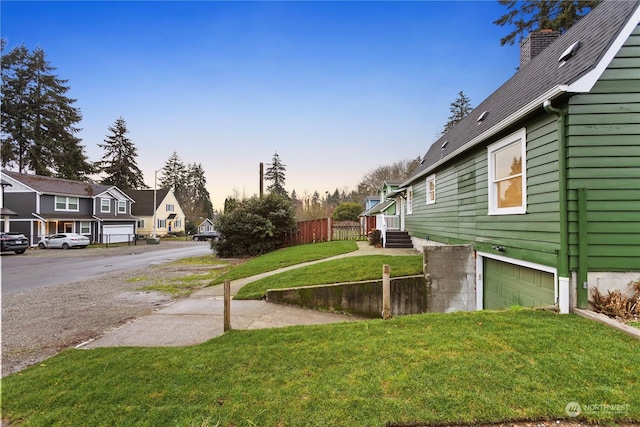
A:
1 41 92 179
96 117 147 189
494 0 601 46
264 151 288 197
159 151 187 195
442 91 473 136
184 162 214 220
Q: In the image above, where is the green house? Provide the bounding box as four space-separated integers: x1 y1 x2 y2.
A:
397 1 640 313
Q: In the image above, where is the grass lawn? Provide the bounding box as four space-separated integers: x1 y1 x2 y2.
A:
3 310 638 427
234 254 424 300
211 240 359 285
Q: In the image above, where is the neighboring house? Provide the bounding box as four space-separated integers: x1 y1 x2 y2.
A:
362 180 413 248
125 189 186 237
1 179 19 232
197 218 215 234
362 180 403 232
1 171 138 244
395 1 640 313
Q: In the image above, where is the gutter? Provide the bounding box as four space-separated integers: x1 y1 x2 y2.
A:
543 99 570 314
402 85 569 187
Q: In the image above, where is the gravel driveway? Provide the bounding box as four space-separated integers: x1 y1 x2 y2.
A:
1 240 216 377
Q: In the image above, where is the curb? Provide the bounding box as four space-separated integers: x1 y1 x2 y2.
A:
572 308 640 339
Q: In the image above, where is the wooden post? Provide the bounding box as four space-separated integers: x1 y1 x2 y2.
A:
382 264 391 319
224 279 231 332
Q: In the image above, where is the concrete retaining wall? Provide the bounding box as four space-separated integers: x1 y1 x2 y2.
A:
265 275 427 318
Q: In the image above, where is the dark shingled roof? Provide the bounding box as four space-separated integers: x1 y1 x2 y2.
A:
2 170 112 197
406 0 639 184
125 189 171 216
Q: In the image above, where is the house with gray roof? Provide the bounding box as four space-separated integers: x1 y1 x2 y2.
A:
1 170 138 245
124 188 185 237
392 0 640 313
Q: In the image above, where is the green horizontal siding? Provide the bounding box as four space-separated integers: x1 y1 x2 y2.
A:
405 114 560 268
566 24 640 271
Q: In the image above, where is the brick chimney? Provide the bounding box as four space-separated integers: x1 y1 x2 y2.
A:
520 29 561 67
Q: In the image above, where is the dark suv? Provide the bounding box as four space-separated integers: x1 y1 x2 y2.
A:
0 232 29 254
192 231 220 241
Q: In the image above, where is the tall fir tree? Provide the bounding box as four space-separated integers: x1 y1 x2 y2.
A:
494 0 601 46
159 151 187 194
1 41 92 179
96 117 147 189
264 151 288 198
442 90 473 136
182 162 214 221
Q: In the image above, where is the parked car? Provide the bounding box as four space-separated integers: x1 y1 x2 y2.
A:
0 232 29 254
38 233 90 249
192 231 219 241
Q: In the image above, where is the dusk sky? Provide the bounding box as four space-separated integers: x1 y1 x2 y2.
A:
1 1 521 209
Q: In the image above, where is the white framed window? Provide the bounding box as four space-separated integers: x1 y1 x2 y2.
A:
158 219 166 228
80 221 91 234
101 199 110 213
175 219 182 228
117 201 126 213
406 186 413 214
166 204 174 212
138 219 145 228
488 128 527 215
55 196 79 211
426 174 436 205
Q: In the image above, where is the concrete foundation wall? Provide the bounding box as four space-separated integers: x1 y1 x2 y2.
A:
588 272 640 301
423 244 476 313
265 276 427 318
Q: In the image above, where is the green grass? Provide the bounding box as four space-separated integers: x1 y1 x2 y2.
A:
211 240 359 285
129 256 233 297
3 310 638 426
234 254 424 300
629 321 640 329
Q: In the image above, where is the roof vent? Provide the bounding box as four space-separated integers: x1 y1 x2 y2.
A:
441 141 448 149
559 41 582 67
477 111 488 124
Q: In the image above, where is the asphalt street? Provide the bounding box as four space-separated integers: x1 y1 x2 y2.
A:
1 242 213 295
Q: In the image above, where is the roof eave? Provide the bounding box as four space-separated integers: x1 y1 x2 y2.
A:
402 84 568 187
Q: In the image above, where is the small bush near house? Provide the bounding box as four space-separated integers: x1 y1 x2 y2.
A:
592 279 639 322
213 193 297 257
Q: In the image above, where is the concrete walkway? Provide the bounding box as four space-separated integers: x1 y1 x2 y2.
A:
81 242 418 348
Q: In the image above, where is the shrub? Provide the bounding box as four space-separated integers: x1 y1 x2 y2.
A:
332 202 363 222
592 279 640 321
214 193 297 257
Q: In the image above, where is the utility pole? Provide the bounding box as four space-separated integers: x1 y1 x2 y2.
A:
259 162 264 198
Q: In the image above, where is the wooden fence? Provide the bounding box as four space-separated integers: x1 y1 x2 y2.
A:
284 218 369 247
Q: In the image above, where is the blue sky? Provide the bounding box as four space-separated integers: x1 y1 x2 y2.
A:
1 1 520 209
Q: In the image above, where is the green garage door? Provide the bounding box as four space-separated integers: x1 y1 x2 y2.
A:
484 258 555 309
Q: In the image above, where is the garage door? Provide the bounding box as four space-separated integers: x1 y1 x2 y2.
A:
484 258 554 309
102 225 134 243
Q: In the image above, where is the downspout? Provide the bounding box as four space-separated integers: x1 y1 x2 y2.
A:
543 99 570 314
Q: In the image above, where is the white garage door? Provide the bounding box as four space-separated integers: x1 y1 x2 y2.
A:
102 225 134 243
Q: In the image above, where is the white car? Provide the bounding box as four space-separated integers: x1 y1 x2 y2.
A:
38 233 90 249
